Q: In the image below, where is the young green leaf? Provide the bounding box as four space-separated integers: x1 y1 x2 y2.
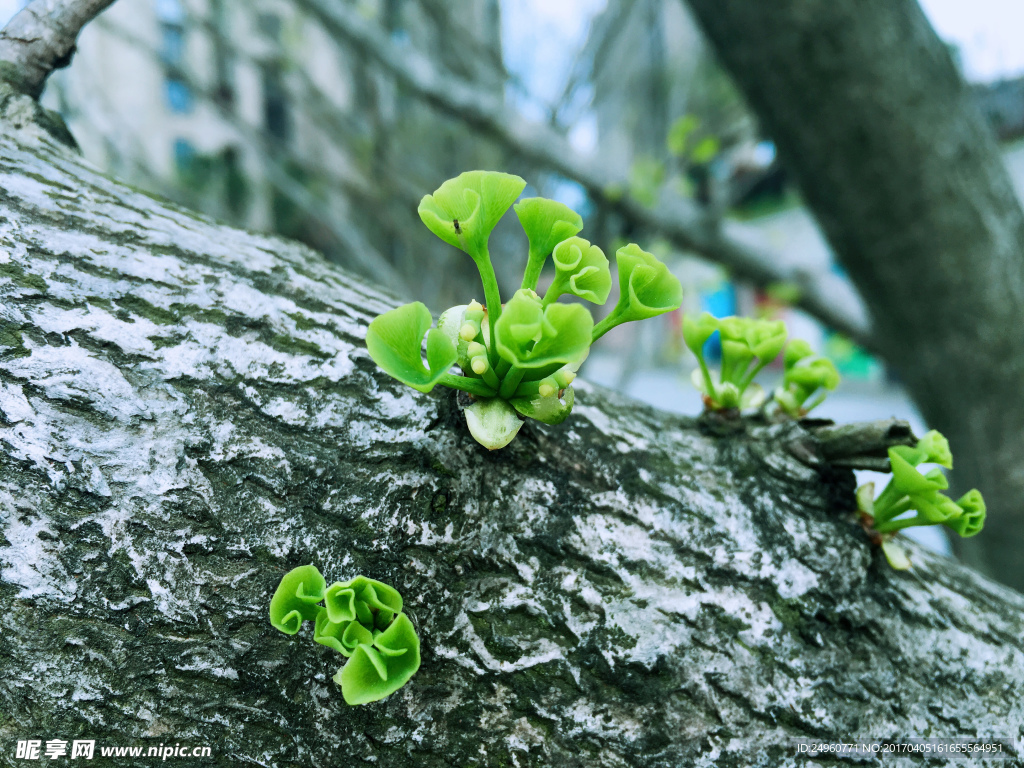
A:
271 569 421 705
336 613 421 706
324 576 403 627
915 429 953 469
314 607 373 657
366 302 457 393
773 338 839 417
947 489 986 537
857 431 986 563
464 397 523 450
545 236 611 305
494 289 593 369
682 312 719 357
613 243 683 323
785 357 840 391
510 386 575 425
743 319 787 363
418 170 526 256
514 197 584 290
269 564 327 635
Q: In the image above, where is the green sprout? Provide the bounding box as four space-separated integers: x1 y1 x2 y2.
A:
270 565 421 705
683 313 787 411
366 170 683 450
773 340 841 417
856 430 986 569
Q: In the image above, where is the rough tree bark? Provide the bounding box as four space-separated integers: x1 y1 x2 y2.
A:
2 116 1024 766
683 0 1024 591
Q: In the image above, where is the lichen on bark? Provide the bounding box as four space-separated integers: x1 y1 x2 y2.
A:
1 131 1023 767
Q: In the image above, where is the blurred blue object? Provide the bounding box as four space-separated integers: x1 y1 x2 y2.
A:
698 281 735 362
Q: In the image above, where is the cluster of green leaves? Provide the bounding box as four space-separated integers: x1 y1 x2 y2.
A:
269 565 420 705
683 313 839 416
366 170 683 449
773 340 841 417
856 431 986 569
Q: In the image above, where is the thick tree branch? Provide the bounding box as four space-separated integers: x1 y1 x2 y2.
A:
1 134 1023 767
295 0 873 348
0 0 116 97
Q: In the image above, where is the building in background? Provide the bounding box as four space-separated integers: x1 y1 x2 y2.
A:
39 0 507 310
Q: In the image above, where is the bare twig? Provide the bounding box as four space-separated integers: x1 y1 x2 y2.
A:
0 0 117 97
295 0 875 349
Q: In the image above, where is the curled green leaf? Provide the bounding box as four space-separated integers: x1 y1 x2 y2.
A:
784 339 814 368
546 237 611 305
325 576 403 628
686 314 787 412
336 613 421 706
744 319 787 363
682 312 719 357
515 197 584 290
418 170 526 256
912 490 964 525
861 430 985 551
917 434 954 468
494 289 593 369
366 302 457 393
314 607 373 656
613 243 683 323
269 565 326 635
272 568 421 705
773 338 839 417
947 489 986 537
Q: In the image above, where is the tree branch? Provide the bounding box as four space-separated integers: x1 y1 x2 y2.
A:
0 0 116 97
809 418 917 471
295 0 874 348
2 134 1023 765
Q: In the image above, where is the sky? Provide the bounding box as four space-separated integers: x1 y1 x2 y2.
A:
923 0 1024 80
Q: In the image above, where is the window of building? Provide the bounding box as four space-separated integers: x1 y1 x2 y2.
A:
155 0 191 114
173 138 196 173
261 62 289 140
161 23 185 67
154 0 184 24
152 0 183 24
165 77 193 114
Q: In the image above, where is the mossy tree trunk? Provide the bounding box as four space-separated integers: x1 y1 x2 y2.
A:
1 124 1024 767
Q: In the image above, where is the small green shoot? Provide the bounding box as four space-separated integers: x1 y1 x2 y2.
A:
856 430 986 569
270 565 421 705
774 340 840 417
683 313 787 411
367 170 683 449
